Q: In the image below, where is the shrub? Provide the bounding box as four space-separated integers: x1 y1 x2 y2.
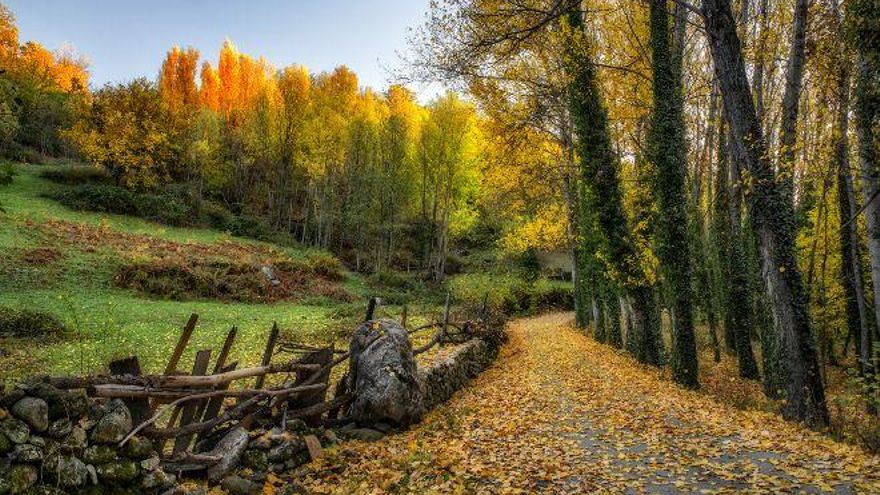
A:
1 143 47 164
50 184 138 215
116 254 351 303
40 166 113 185
0 307 66 338
0 162 16 186
447 272 573 316
227 215 273 241
202 201 235 231
136 192 195 227
305 251 346 281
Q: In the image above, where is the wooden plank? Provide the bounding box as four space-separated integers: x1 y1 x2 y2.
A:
172 349 211 454
194 361 238 444
212 326 237 374
287 346 333 426
253 324 280 390
165 313 199 375
108 356 151 425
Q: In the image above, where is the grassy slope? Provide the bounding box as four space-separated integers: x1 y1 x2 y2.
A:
0 163 367 379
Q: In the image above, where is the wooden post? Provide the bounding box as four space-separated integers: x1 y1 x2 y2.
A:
108 357 151 425
287 346 334 426
173 349 211 453
365 297 379 322
400 305 408 328
194 361 238 444
213 326 237 374
254 324 280 390
165 314 198 375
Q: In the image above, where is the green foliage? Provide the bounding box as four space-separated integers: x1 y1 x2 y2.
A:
39 165 113 185
50 184 139 215
0 161 15 186
447 272 572 316
0 307 66 338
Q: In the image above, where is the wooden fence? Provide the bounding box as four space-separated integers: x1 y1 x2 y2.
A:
41 295 487 471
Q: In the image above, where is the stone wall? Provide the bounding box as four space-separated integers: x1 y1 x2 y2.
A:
0 330 502 494
419 337 498 411
0 381 325 495
0 382 175 494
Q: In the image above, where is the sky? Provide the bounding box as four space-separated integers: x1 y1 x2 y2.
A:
5 0 442 99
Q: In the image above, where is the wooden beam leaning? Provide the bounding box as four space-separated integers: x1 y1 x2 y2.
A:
254 323 280 390
165 313 199 375
173 349 212 453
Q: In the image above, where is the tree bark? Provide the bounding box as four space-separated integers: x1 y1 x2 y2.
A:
778 0 810 207
849 0 880 391
701 0 829 427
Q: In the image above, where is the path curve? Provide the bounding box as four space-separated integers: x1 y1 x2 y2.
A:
299 313 880 494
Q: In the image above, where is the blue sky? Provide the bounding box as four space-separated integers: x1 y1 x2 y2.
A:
5 0 440 98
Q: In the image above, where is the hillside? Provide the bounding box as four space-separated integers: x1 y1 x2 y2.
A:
0 163 371 379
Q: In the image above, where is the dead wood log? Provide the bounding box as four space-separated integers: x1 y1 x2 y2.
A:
120 384 329 445
173 349 212 453
50 361 321 390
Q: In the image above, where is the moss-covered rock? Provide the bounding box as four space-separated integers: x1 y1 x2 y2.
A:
83 444 117 465
95 459 139 483
6 464 38 494
120 436 152 460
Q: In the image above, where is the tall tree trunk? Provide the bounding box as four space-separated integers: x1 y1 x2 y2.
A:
778 0 810 207
847 0 880 396
566 8 661 365
714 120 737 355
649 0 698 388
728 130 761 379
701 0 829 427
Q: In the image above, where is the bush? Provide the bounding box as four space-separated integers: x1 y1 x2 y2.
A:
447 272 573 316
0 162 16 186
40 166 113 185
136 192 195 227
1 143 47 164
0 307 66 338
202 201 235 230
227 215 273 241
116 254 350 303
305 251 346 281
50 184 139 215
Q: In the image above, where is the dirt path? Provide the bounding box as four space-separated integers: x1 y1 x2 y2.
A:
299 313 880 494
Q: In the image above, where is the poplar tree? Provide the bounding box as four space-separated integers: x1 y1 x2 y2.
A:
565 7 661 365
647 0 698 388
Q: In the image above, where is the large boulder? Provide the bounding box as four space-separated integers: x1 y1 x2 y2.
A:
347 319 423 426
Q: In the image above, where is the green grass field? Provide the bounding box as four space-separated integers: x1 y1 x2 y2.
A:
0 163 377 379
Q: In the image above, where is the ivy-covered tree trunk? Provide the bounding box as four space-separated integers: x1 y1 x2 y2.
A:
606 292 623 348
702 0 829 427
648 0 698 388
728 132 761 380
565 8 661 365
